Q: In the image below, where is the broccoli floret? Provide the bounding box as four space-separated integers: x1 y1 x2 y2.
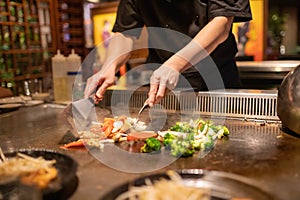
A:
140 138 162 153
181 149 195 157
192 139 202 151
165 119 229 156
201 135 214 151
163 133 176 147
222 126 230 136
169 122 195 133
210 125 230 139
170 134 195 157
211 125 230 136
171 140 195 157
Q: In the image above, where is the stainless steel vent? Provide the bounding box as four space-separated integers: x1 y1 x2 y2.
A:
195 90 278 120
102 89 279 121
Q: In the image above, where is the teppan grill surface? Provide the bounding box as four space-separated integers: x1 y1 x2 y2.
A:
1 88 300 200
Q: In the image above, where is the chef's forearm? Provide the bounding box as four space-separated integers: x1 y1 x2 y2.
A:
166 16 234 72
101 32 134 73
194 16 233 54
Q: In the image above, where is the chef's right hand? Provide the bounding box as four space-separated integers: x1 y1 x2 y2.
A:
84 70 116 103
147 65 179 107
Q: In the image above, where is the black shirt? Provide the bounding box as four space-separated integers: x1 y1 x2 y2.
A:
112 0 252 91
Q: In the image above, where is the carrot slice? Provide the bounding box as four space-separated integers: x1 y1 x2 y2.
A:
104 118 114 123
104 123 114 137
60 139 84 148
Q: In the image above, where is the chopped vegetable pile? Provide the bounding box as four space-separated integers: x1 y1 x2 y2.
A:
61 116 230 158
61 116 146 148
156 118 230 157
140 138 162 153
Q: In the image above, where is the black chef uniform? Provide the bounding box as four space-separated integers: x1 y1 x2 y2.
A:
112 0 252 91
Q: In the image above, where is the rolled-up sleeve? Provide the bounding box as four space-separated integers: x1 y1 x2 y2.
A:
208 0 252 22
112 0 143 37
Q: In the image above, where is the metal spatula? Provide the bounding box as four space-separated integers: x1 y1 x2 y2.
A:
62 97 97 132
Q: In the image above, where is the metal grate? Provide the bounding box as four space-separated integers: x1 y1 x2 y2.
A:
102 89 279 121
195 90 278 120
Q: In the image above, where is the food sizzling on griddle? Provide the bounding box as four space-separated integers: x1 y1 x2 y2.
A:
61 115 149 148
143 119 230 156
62 116 230 157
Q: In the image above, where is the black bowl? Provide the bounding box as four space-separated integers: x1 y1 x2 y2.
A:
0 149 78 200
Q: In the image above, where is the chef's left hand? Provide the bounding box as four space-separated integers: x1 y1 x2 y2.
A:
147 65 179 107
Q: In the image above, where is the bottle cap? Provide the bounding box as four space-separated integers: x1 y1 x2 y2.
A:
52 49 66 61
67 49 81 60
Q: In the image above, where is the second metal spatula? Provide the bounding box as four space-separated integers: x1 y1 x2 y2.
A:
133 103 149 130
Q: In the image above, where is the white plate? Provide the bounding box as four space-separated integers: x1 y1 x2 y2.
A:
0 97 24 104
0 103 23 109
0 103 23 112
25 100 44 107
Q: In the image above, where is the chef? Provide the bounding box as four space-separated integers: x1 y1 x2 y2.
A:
84 0 252 107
